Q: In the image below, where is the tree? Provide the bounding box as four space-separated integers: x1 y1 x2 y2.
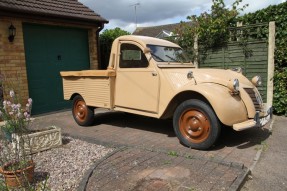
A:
99 28 130 69
175 0 247 59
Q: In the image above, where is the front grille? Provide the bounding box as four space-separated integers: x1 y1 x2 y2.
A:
244 88 262 111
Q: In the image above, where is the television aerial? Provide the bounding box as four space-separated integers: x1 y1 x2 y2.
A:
130 3 140 28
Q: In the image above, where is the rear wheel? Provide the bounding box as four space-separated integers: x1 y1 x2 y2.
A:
173 99 221 150
72 95 94 126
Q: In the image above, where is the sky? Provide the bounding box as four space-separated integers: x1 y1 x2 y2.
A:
79 0 285 33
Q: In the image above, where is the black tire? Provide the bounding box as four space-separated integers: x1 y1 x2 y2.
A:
72 95 94 126
173 99 221 150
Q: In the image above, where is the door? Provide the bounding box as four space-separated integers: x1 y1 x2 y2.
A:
115 42 160 113
23 24 90 114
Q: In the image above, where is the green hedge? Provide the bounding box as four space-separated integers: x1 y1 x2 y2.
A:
99 28 130 69
240 2 287 115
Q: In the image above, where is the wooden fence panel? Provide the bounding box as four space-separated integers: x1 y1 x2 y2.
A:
199 23 269 102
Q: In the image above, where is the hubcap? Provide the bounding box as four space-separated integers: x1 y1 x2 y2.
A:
74 100 87 122
179 110 210 143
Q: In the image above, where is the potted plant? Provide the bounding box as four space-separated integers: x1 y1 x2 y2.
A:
0 89 35 188
0 159 35 188
0 80 62 155
0 90 32 141
0 75 60 188
0 136 35 188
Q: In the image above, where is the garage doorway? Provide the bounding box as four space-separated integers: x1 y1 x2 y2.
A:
23 24 90 114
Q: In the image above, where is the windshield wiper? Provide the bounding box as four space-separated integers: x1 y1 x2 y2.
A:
151 52 165 62
165 55 178 62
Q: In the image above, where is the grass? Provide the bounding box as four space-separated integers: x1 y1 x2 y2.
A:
255 141 269 152
163 160 172 165
261 141 269 152
167 151 178 157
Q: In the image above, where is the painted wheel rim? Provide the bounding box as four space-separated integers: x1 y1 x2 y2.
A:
179 110 210 143
74 100 87 123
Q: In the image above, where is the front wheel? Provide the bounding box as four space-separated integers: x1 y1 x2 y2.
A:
173 99 221 150
72 95 94 126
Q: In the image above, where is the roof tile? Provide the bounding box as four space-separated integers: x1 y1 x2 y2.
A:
133 23 182 37
0 0 108 23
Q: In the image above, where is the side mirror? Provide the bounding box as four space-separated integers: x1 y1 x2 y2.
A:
143 47 151 54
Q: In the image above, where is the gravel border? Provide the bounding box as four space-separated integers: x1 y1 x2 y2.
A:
78 146 127 191
32 136 114 190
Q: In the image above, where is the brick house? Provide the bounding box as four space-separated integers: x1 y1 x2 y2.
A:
0 0 108 114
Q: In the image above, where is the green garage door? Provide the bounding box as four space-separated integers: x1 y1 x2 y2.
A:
23 24 90 114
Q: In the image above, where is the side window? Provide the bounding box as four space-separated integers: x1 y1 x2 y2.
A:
120 43 149 68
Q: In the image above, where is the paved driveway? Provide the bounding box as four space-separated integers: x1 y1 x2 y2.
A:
32 110 272 190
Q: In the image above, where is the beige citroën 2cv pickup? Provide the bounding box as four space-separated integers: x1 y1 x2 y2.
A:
60 35 272 150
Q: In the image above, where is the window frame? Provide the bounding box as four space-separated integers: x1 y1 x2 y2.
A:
119 42 149 69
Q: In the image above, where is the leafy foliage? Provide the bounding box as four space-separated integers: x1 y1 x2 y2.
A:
174 0 247 59
240 2 287 115
99 28 130 69
273 68 287 115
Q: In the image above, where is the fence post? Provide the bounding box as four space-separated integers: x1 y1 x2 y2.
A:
194 34 199 68
267 21 275 109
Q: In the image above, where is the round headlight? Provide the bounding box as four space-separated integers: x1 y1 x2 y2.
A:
251 76 262 86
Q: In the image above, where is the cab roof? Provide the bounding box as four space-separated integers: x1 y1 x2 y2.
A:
115 35 180 48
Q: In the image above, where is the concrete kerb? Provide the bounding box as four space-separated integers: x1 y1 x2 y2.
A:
78 146 128 191
230 116 276 191
229 167 250 191
249 116 275 172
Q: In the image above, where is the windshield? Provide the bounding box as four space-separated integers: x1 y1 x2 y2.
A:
147 44 191 64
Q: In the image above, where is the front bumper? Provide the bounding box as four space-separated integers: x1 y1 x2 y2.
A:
233 107 272 131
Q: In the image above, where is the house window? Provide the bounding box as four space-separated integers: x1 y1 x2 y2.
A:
120 43 148 68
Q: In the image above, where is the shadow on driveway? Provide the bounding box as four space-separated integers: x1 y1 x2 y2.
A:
93 111 176 138
91 110 271 151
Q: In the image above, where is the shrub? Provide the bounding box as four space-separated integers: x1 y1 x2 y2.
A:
239 2 287 115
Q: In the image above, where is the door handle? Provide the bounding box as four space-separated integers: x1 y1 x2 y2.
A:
152 72 157 76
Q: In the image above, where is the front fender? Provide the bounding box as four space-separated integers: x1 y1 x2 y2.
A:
189 83 248 126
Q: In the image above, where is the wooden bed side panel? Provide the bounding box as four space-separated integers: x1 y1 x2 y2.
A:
62 77 86 100
84 77 111 108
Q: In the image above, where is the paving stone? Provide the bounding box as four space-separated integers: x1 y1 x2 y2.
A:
85 148 248 191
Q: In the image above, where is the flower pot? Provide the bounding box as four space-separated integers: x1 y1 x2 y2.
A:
12 126 62 155
0 160 35 188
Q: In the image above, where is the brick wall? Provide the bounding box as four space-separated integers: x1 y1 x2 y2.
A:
0 16 100 104
89 28 100 70
0 18 28 103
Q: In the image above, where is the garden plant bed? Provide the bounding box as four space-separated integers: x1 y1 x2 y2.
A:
0 136 113 190
32 136 113 190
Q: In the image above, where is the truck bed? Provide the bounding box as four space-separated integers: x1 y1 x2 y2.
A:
60 70 116 109
60 69 116 77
